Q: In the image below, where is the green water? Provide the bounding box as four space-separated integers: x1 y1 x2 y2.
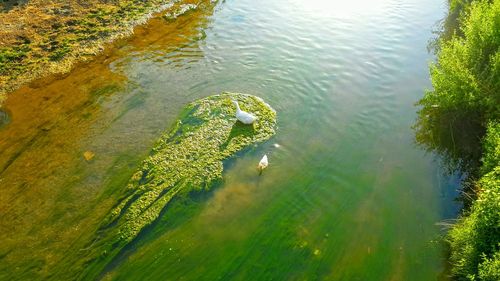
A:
0 0 462 280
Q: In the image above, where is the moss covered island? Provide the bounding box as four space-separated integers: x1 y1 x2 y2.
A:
75 92 277 279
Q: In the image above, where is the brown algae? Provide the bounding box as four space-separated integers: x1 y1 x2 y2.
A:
78 92 276 279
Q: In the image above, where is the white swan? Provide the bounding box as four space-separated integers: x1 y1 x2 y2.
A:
232 100 257 124
258 154 268 174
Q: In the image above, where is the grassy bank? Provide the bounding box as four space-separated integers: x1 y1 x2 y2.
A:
449 122 499 280
0 0 200 104
416 0 500 279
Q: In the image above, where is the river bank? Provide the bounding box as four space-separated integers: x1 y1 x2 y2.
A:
0 0 204 104
416 0 500 279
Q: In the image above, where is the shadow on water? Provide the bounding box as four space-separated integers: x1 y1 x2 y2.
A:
416 1 486 208
220 122 256 150
0 108 10 129
414 102 485 206
427 0 469 54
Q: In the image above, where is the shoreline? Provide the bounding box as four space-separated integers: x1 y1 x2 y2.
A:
0 0 204 106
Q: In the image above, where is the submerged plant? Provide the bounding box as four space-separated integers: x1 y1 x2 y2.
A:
77 92 276 279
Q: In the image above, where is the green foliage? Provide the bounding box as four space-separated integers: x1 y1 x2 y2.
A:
449 166 500 280
419 0 500 122
416 0 500 175
479 250 500 281
448 122 500 280
446 120 499 281
481 122 500 175
429 0 472 50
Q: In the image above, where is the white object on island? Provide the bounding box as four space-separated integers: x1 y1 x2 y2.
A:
258 154 268 174
232 100 257 124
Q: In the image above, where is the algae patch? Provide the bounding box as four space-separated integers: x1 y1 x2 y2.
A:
79 92 276 278
110 92 276 241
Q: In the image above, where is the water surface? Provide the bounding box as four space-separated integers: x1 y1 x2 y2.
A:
0 0 461 280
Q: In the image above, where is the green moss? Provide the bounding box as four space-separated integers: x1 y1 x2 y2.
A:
48 41 72 61
111 92 275 241
77 93 276 279
0 44 30 75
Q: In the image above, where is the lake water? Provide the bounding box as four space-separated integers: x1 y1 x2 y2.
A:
0 0 461 280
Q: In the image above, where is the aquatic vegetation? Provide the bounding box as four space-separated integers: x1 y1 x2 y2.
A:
0 0 210 103
0 2 222 279
109 92 275 242
76 92 276 279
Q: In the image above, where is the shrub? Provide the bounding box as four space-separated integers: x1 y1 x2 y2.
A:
419 0 500 123
449 123 500 280
479 250 500 281
481 122 500 175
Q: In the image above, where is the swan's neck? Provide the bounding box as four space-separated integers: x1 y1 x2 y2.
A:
233 101 241 112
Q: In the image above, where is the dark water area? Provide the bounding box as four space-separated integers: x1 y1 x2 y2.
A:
0 109 9 128
0 0 462 280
